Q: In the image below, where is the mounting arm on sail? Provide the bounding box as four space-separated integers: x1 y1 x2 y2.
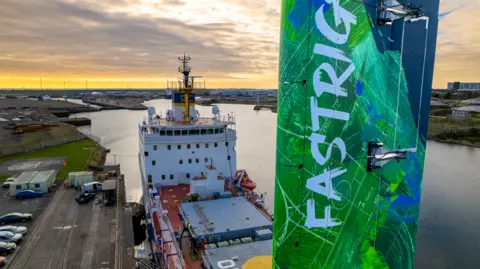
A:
366 142 416 172
377 0 424 25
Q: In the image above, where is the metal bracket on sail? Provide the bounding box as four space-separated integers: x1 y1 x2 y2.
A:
366 142 416 172
377 0 424 26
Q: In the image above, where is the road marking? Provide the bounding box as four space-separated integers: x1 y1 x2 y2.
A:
52 225 78 230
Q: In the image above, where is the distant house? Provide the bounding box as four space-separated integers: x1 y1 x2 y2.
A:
38 95 51 101
448 110 471 121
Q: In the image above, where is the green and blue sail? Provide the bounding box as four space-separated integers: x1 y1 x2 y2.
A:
273 0 439 268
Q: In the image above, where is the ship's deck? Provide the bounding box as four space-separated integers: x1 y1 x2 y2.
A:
202 239 273 269
159 185 202 268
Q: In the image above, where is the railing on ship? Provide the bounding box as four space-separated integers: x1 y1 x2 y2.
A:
160 214 186 268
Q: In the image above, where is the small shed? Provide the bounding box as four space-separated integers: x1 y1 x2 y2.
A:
9 171 38 196
68 171 94 188
29 170 56 193
102 180 116 205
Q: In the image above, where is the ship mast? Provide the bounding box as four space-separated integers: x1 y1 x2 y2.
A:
178 54 193 122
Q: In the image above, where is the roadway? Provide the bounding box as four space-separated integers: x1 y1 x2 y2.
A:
6 188 119 269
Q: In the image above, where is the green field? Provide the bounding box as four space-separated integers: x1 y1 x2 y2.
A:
0 174 13 184
0 139 103 180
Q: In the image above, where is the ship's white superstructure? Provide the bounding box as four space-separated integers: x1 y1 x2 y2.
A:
139 108 237 187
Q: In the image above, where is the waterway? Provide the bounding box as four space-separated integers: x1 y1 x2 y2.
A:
72 99 480 268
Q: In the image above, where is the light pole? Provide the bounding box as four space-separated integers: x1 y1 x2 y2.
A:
112 154 118 165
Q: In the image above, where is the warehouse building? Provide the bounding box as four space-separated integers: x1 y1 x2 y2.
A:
29 170 56 193
9 170 57 196
9 171 38 196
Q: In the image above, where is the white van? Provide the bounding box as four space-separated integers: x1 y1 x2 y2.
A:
81 182 103 193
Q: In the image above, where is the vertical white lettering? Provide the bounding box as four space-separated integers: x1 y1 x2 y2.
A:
313 44 352 63
309 133 347 165
315 0 357 45
305 203 342 228
311 98 350 131
313 62 356 99
306 167 345 200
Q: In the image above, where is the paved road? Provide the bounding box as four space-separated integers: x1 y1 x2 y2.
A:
6 188 118 269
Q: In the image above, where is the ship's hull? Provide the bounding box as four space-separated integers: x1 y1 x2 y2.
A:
273 0 439 268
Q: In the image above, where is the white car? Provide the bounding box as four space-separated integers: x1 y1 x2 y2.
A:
0 226 27 235
0 231 22 243
2 178 15 188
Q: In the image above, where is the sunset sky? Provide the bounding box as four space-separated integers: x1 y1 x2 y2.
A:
0 0 478 89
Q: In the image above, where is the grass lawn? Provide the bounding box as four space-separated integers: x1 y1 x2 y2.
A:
0 174 13 184
0 139 102 180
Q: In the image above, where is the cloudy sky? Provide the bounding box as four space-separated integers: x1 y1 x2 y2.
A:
0 0 477 89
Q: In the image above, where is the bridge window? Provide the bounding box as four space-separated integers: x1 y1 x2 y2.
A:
205 143 209 148
174 130 181 136
166 130 173 136
144 151 149 156
191 129 200 135
160 130 166 136
161 175 166 180
195 158 199 163
220 128 225 133
148 175 152 182
214 143 218 147
179 159 183 164
207 129 213 134
182 130 188 135
214 128 220 134
187 144 191 149
188 159 192 164
167 145 171 150
196 144 200 149
201 129 207 135
177 145 181 150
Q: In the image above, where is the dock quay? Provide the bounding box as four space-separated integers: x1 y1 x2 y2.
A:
59 117 91 126
82 98 147 110
2 164 136 269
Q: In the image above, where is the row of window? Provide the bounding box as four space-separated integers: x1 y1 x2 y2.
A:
150 156 231 166
147 128 226 136
146 142 230 156
15 184 40 189
147 174 190 182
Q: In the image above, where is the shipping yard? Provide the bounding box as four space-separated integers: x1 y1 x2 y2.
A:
0 160 136 269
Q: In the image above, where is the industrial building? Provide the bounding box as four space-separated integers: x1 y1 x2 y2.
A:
102 179 116 205
179 197 273 247
448 82 480 91
29 170 56 193
9 170 56 196
9 171 38 196
68 171 94 188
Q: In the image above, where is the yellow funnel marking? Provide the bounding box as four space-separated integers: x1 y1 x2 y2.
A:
242 256 272 269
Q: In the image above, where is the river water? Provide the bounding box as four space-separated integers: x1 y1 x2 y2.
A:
72 99 480 268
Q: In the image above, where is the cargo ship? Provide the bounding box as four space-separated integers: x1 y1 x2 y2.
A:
135 55 273 269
